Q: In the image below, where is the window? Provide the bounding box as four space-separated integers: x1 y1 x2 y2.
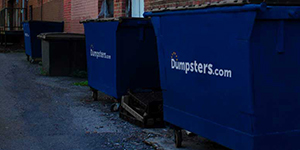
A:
99 0 114 18
126 0 131 17
107 0 114 17
131 0 144 17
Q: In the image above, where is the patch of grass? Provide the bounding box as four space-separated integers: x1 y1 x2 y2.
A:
71 70 88 78
40 68 47 76
11 49 26 53
74 80 88 86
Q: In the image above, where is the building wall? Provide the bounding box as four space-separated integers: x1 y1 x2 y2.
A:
114 0 127 17
64 0 71 32
28 0 64 21
28 0 41 20
0 0 24 31
0 0 4 9
13 0 23 29
64 0 98 33
64 0 130 33
42 0 64 21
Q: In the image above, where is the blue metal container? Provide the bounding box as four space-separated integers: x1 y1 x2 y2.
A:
83 18 160 99
23 21 64 60
145 4 300 150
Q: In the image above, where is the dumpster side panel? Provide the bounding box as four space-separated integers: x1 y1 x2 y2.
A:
164 105 255 150
30 22 43 58
23 22 32 56
34 22 64 58
253 130 300 150
25 22 64 58
84 22 119 98
42 40 50 75
117 23 160 97
41 35 86 76
48 40 72 76
152 10 257 150
71 39 87 73
151 17 168 91
251 19 300 135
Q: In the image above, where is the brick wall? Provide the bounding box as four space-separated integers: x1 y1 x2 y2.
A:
42 0 64 21
64 0 98 33
114 0 127 17
28 0 64 21
63 0 133 33
28 0 41 20
0 0 4 9
64 0 71 32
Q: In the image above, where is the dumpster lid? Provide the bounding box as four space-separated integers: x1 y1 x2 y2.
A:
37 32 85 40
80 17 150 23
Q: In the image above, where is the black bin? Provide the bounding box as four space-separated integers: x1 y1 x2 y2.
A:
38 33 87 76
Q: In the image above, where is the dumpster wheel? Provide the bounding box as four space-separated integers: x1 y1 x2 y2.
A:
29 56 36 64
26 55 29 61
174 128 182 148
91 89 98 101
110 103 120 112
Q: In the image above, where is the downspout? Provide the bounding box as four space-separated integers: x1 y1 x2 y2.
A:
40 0 43 21
22 0 24 21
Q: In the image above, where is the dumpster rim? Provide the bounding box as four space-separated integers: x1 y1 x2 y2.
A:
144 3 266 17
37 32 85 40
22 20 64 24
80 17 151 24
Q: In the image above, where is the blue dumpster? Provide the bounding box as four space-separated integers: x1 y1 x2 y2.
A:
82 18 160 100
23 21 64 61
145 4 300 150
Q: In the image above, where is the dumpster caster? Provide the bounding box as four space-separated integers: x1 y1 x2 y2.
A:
110 103 120 112
92 90 98 101
29 57 35 64
26 55 29 61
174 128 182 148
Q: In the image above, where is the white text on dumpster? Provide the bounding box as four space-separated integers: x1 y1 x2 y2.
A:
90 48 111 60
170 53 232 78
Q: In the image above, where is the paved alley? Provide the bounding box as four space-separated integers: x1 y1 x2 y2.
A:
0 53 153 150
0 52 230 150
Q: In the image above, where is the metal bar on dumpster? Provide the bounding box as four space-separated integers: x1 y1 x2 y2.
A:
144 3 266 17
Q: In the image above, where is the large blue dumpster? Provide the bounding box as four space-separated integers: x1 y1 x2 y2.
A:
23 21 64 61
82 18 160 100
145 4 300 150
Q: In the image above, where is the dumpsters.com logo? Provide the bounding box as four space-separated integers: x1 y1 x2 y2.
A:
171 52 232 78
90 45 112 60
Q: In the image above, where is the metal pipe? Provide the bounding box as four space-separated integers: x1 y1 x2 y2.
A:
41 0 43 21
22 0 24 21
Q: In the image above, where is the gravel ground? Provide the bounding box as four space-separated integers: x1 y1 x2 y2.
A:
0 51 231 150
0 52 154 150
